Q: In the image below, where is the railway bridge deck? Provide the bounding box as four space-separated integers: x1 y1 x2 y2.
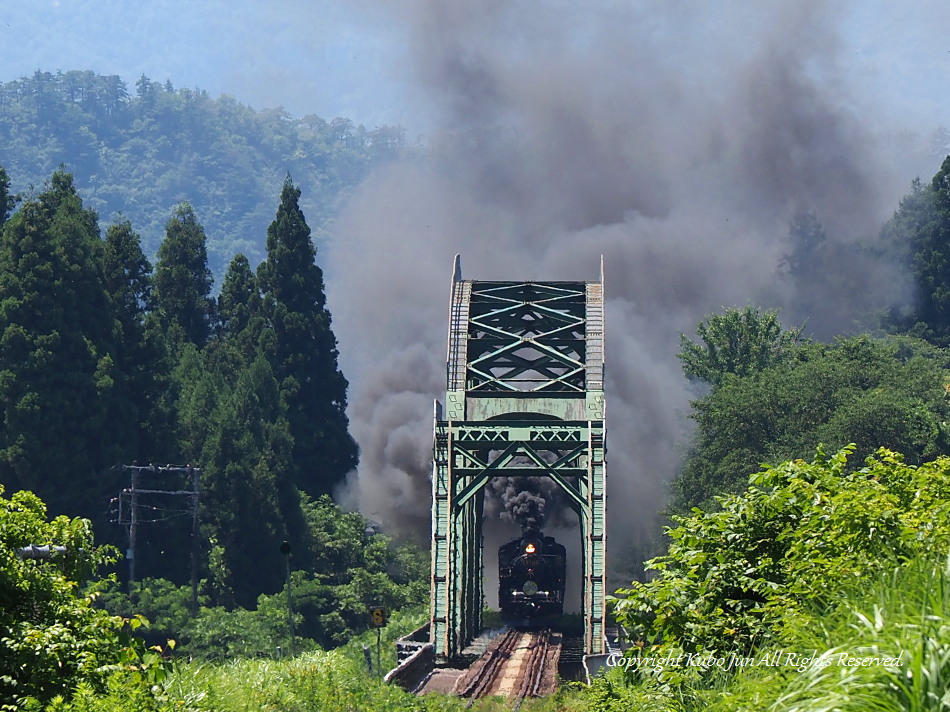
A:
429 256 608 662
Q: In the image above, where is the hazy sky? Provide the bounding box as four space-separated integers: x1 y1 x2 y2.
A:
3 0 414 128
2 0 949 137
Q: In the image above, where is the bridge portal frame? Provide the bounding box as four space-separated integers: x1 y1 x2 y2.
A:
430 256 606 662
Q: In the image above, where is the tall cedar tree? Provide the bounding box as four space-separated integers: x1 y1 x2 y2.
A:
0 172 123 515
218 254 261 339
153 203 215 348
877 178 934 333
207 253 269 379
257 177 357 498
0 165 14 225
199 355 299 607
914 155 950 343
101 220 171 459
880 157 950 344
184 252 309 601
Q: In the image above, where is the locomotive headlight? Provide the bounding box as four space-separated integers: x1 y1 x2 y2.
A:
523 581 539 596
525 543 536 554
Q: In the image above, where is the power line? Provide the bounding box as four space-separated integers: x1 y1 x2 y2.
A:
112 463 201 614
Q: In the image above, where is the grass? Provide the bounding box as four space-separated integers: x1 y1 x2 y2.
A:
40 604 590 712
574 553 950 712
695 554 950 712
36 556 950 711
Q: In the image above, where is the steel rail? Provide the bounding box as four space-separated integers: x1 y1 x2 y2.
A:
455 629 522 699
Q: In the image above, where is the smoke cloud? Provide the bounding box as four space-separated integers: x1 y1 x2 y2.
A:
328 0 922 571
499 483 546 531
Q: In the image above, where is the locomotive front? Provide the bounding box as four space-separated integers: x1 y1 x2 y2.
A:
498 529 566 623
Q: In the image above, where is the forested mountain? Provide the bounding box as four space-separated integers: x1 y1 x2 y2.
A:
0 70 425 664
0 69 407 276
0 156 373 605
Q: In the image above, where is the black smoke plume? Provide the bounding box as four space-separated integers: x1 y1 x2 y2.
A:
329 1 926 573
504 487 545 532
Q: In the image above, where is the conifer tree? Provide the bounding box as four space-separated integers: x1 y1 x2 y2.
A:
0 172 120 515
101 220 170 458
914 156 950 343
153 203 215 348
218 253 260 339
879 157 950 344
212 253 268 371
0 165 14 225
257 177 358 498
200 355 299 606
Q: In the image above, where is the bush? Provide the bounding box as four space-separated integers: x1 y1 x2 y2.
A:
613 447 950 658
684 555 950 712
94 578 195 648
0 487 165 708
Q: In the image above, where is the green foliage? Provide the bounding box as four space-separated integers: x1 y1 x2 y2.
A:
778 209 889 336
0 70 407 277
877 178 934 329
101 220 169 460
751 556 950 712
286 495 428 649
95 577 301 661
877 157 950 346
152 203 215 349
0 486 168 709
0 172 131 516
614 447 950 660
257 176 358 499
593 554 950 711
157 620 571 712
653 554 950 712
195 354 297 607
93 497 428 658
0 164 15 225
583 669 682 712
214 253 262 365
0 93 402 667
910 155 950 345
157 178 360 602
780 209 826 280
677 306 804 388
94 579 194 647
674 334 950 510
177 602 303 661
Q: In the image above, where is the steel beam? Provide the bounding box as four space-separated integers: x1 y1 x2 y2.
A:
431 255 606 661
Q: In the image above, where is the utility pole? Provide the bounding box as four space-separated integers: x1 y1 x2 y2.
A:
129 467 139 583
190 466 200 616
113 464 201 600
280 540 296 656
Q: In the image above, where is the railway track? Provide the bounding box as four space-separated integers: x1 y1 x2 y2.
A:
453 628 562 702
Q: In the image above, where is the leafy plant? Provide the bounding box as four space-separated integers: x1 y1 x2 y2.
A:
0 487 168 708
674 335 950 510
678 306 804 388
614 447 950 659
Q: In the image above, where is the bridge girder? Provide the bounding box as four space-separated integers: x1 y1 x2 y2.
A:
430 256 606 661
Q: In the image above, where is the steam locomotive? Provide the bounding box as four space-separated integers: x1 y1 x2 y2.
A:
498 529 566 622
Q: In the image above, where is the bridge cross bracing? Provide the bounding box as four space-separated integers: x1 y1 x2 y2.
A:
430 255 607 662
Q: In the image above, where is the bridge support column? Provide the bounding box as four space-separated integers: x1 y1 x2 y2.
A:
430 257 607 662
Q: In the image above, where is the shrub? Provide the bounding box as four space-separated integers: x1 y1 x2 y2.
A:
0 487 165 708
613 447 950 657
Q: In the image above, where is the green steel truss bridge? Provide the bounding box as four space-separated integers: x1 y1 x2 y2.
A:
430 256 606 662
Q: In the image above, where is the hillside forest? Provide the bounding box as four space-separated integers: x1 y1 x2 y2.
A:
0 70 407 276
3 69 950 710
